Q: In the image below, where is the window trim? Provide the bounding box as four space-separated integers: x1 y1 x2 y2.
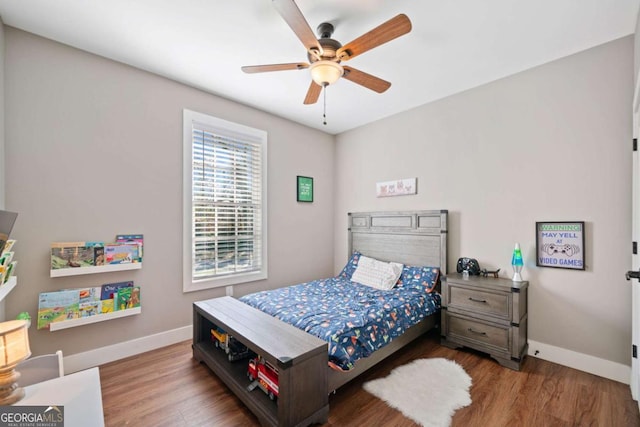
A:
182 109 268 292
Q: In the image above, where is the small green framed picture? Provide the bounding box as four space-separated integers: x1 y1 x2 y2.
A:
297 176 313 202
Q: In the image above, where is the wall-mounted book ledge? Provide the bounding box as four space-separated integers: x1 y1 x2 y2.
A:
50 262 142 278
39 281 141 330
45 235 144 330
50 235 143 278
49 306 141 331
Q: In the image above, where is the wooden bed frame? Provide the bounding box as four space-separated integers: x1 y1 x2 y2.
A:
329 210 448 391
192 210 448 426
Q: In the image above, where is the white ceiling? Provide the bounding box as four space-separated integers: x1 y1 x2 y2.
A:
0 0 637 134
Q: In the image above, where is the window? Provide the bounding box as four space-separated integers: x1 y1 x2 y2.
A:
183 109 267 292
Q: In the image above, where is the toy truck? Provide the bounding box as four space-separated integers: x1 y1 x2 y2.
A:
211 327 252 362
247 356 279 401
211 328 228 350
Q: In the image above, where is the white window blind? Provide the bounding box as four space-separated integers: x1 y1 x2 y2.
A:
183 110 267 292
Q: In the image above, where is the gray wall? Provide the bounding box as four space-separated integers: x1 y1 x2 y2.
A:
334 36 634 366
4 27 335 356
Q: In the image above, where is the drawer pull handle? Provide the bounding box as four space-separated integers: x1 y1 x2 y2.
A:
468 297 487 303
468 328 487 336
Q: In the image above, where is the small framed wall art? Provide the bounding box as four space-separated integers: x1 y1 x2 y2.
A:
297 176 313 202
536 221 585 270
376 178 417 197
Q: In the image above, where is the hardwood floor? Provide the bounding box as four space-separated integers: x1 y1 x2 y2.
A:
100 331 640 426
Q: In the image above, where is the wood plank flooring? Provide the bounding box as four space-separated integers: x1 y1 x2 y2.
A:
100 331 640 426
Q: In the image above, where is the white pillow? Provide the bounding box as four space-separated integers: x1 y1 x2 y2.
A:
351 255 404 290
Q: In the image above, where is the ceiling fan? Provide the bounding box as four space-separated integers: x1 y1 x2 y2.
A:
241 0 412 106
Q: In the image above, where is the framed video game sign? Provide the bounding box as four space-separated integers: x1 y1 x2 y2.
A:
536 221 585 270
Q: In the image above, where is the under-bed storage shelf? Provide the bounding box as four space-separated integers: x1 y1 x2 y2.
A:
193 297 329 427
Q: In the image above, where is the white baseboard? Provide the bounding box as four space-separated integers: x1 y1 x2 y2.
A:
528 339 630 384
61 331 631 385
63 325 193 374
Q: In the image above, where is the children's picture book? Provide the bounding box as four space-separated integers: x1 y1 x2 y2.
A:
1 239 15 256
37 289 80 329
116 234 143 261
100 281 133 300
94 246 105 266
101 299 114 314
116 286 141 310
79 301 101 317
51 241 104 269
0 251 13 267
104 243 139 264
130 286 141 308
116 287 132 311
78 287 101 303
4 261 16 283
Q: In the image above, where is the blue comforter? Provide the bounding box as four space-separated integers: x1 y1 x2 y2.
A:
240 275 440 371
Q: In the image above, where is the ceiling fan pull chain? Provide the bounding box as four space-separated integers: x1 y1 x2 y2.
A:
323 85 327 125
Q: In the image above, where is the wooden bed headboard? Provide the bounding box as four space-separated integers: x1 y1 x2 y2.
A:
348 210 448 275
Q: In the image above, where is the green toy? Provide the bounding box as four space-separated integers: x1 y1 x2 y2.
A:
17 312 31 326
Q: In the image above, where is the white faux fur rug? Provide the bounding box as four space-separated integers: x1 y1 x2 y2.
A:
363 358 472 427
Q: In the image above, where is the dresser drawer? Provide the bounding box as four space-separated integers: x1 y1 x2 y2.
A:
449 285 509 319
446 313 509 351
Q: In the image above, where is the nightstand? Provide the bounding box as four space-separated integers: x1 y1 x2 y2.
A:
440 273 528 370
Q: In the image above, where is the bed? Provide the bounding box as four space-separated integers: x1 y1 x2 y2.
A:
192 210 448 426
243 209 448 391
239 262 441 372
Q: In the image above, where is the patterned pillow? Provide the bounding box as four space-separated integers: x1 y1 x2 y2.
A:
397 265 440 293
337 251 362 280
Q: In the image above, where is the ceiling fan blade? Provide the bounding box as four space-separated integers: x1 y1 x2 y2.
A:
241 63 309 73
342 66 391 93
273 0 323 56
303 81 322 105
337 14 412 61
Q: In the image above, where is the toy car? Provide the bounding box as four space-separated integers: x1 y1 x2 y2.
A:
226 338 253 361
211 327 253 362
247 356 279 400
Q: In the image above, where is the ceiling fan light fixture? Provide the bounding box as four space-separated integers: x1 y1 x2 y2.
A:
310 60 343 86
